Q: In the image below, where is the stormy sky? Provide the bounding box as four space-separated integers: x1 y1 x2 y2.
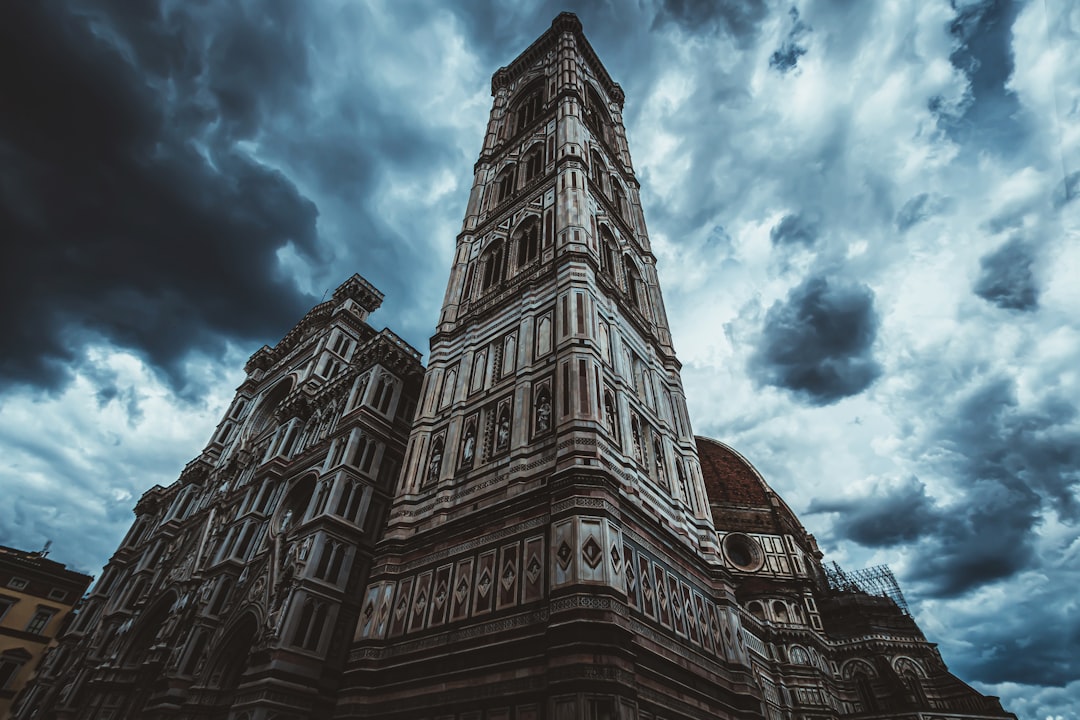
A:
1 2 1077 717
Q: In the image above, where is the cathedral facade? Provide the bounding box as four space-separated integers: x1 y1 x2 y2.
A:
19 14 1014 720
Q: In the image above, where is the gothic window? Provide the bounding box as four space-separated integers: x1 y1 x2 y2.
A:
599 226 617 281
348 433 376 473
179 629 208 676
653 436 668 490
514 83 544 133
854 673 878 712
335 480 366 524
611 177 628 218
535 314 552 357
313 539 347 584
494 401 512 454
623 255 644 312
534 383 553 435
426 434 445 486
291 597 328 652
630 415 643 465
583 84 612 144
789 645 810 665
372 375 395 414
514 216 541 267
207 577 232 617
676 460 690 505
232 521 263 560
522 144 544 182
348 372 370 411
495 166 516 204
603 390 619 442
439 366 457 408
460 416 478 469
502 333 517 376
471 350 487 392
590 149 608 195
597 320 611 365
480 239 506 291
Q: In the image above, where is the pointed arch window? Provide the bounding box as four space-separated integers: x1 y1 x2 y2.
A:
514 82 544 133
291 597 328 652
495 166 516 204
623 255 647 314
599 226 618 281
426 434 445 486
523 144 544 183
583 84 612 144
590 150 608 196
480 239 506 291
603 390 619 442
653 435 668 490
460 416 478 469
611 176 628 218
371 375 395 414
514 216 541 268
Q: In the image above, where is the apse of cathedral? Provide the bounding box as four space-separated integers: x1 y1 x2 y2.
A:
16 13 1016 720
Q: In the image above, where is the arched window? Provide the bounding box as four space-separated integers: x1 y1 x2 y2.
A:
496 405 514 451
534 385 552 434
439 367 457 408
371 375 394 413
590 149 608 195
290 598 327 652
599 226 617 280
513 83 544 133
514 216 541 267
747 601 765 622
335 479 365 523
583 84 612 144
623 255 646 314
855 673 878 712
603 391 619 442
630 415 643 465
653 436 668 489
772 601 789 623
427 435 445 485
523 144 544 183
481 239 506 291
495 165 516 204
460 418 477 468
611 177 628 218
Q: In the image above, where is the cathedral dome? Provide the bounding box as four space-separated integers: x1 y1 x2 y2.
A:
695 436 810 543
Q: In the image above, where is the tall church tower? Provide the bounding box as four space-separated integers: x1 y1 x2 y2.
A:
338 13 761 720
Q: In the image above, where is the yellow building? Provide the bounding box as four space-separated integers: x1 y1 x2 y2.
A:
0 545 91 719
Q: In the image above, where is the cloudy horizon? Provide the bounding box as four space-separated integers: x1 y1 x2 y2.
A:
1 2 1077 718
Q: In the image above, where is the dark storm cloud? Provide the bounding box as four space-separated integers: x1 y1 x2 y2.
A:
0 2 320 394
939 0 1028 155
973 236 1039 311
959 595 1080 686
769 7 809 73
750 275 882 405
808 477 942 547
909 377 1080 597
895 192 952 232
652 0 768 41
769 211 820 246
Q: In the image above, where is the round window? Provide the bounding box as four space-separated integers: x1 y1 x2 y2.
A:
723 533 764 572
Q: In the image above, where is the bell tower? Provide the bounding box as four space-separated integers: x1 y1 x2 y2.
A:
338 14 761 720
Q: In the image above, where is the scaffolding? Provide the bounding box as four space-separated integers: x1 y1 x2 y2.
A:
824 562 910 615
